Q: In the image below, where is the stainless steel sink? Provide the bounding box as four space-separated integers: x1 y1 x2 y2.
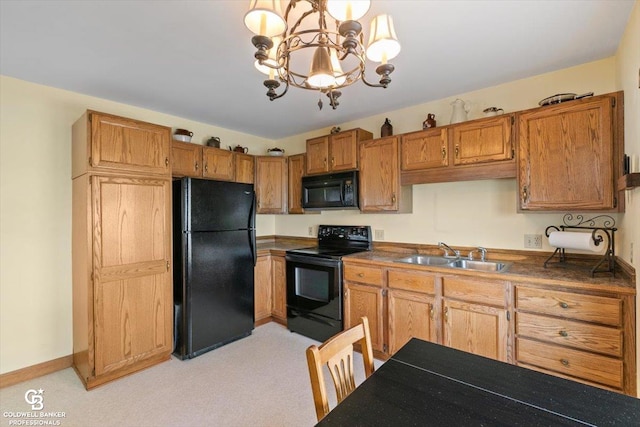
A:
448 259 511 273
394 255 456 266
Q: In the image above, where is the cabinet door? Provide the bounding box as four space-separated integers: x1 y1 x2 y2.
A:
172 141 202 177
90 112 171 176
359 136 400 212
92 176 172 375
271 256 287 322
401 129 448 170
388 289 437 355
306 136 329 175
344 282 385 353
330 130 358 171
451 115 513 166
203 147 235 181
443 299 508 362
518 97 614 210
254 255 272 323
255 156 287 213
288 154 306 214
235 153 255 184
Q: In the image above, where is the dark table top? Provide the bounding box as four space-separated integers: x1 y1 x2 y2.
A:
317 339 640 426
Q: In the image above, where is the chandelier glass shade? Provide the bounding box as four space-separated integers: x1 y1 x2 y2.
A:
244 0 400 109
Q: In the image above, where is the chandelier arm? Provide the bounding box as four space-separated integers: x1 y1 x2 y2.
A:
269 79 290 101
289 9 316 34
360 72 386 88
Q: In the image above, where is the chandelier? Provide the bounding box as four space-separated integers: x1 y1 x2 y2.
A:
244 0 401 109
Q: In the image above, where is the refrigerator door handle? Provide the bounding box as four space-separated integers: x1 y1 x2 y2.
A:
249 190 256 230
249 228 257 267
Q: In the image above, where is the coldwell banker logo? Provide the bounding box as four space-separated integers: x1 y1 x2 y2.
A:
25 389 44 410
2 388 66 425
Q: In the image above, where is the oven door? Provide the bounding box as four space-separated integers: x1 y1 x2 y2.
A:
285 254 342 321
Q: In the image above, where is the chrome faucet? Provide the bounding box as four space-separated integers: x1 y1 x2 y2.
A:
468 247 487 262
438 242 459 258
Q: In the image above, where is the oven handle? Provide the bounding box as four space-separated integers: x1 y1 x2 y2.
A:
285 254 341 268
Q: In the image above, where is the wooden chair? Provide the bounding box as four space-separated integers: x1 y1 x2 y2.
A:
306 317 375 421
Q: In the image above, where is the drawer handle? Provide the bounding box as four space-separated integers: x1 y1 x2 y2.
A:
357 273 364 277
560 359 570 367
559 330 568 337
560 302 569 309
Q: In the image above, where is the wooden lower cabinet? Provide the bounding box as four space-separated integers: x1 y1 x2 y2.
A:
254 254 287 325
72 174 173 389
441 275 510 362
254 255 272 324
388 289 436 354
514 283 635 394
271 256 287 323
344 282 386 353
443 299 509 362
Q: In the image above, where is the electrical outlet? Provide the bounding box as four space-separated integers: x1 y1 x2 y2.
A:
524 234 542 249
374 229 384 240
308 226 314 236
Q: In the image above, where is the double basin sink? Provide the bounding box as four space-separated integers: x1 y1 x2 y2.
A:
394 255 511 273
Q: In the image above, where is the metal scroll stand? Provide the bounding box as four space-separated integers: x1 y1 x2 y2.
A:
544 214 617 277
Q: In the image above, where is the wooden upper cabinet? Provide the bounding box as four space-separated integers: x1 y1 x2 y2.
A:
330 129 359 171
305 128 373 175
359 136 400 212
235 152 255 184
203 146 235 181
255 156 287 214
451 115 513 166
306 136 329 174
72 111 171 178
517 94 620 211
401 128 448 171
172 140 202 177
288 153 306 214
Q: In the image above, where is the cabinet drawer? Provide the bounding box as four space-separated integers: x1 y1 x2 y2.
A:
388 269 435 294
516 338 623 389
344 264 384 286
516 287 622 326
516 312 622 357
442 276 506 306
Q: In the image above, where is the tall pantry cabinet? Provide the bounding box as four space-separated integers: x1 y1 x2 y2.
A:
72 111 173 389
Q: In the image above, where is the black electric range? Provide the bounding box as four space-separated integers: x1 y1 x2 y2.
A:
285 225 372 341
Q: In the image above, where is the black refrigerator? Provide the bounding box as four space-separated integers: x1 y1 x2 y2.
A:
173 177 256 360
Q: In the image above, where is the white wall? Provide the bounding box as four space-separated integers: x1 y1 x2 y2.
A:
0 77 276 374
614 0 640 394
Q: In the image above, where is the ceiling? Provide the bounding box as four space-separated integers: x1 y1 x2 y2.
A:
0 1 634 140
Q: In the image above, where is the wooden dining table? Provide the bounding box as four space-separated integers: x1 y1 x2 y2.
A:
317 339 640 426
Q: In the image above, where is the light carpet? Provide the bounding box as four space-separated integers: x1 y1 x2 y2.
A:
0 323 378 427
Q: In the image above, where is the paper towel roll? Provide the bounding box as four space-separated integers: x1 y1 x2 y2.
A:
548 231 603 252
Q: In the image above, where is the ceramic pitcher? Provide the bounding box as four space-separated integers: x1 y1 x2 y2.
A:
450 99 470 124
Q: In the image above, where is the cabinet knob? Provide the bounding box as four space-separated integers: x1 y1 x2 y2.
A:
165 157 169 167
444 306 449 322
195 161 199 170
166 260 170 271
559 330 568 337
441 147 446 160
455 145 459 158
391 193 396 204
331 157 335 166
560 358 570 366
560 302 569 309
522 186 528 202
429 303 434 319
205 164 208 173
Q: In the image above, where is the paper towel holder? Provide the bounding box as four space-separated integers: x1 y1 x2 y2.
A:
543 214 617 277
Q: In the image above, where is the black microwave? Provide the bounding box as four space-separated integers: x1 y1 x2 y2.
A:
302 171 359 210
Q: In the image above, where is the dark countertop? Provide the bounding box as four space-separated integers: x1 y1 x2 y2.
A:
255 237 635 294
343 250 635 294
318 339 640 426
